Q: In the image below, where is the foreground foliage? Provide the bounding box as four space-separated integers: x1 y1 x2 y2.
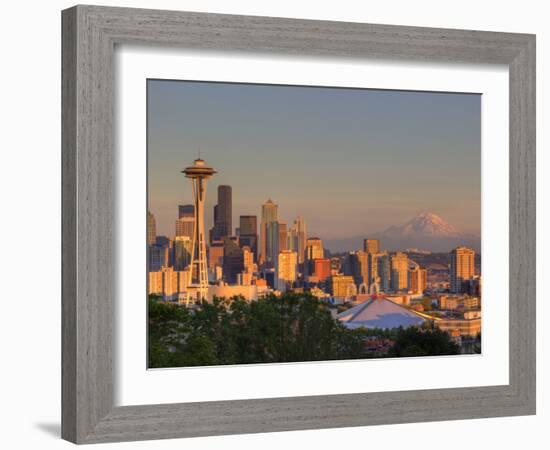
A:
388 327 460 357
148 293 459 368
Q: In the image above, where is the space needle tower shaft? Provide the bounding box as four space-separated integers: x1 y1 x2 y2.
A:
182 157 216 305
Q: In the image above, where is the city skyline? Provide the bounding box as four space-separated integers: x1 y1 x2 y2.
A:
148 80 481 242
147 80 483 366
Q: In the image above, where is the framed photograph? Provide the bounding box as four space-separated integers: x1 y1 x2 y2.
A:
62 5 536 444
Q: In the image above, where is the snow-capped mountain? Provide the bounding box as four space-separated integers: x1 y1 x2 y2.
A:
377 212 479 252
382 212 460 238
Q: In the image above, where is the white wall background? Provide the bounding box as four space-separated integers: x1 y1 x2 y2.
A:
0 1 546 448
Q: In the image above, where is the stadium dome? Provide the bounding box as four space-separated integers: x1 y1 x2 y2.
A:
337 296 430 330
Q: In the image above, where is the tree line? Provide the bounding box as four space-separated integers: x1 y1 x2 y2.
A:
148 293 460 368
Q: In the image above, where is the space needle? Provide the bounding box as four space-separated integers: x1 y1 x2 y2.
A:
182 156 217 305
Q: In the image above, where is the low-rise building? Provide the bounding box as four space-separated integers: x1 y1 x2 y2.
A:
148 266 190 301
435 317 481 337
210 283 269 302
331 275 356 298
439 295 480 311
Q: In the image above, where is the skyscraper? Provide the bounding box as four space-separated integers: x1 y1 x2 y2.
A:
450 246 475 293
182 157 216 304
260 199 278 264
377 253 391 291
239 215 258 258
278 221 288 252
363 238 380 254
289 217 307 264
175 216 194 238
148 244 169 272
178 204 194 218
313 258 331 281
208 240 224 278
305 237 324 260
223 238 244 284
147 211 156 245
266 221 280 267
239 215 257 235
368 252 379 285
210 185 232 242
409 267 428 294
242 246 255 273
304 237 324 276
344 250 369 286
391 252 409 291
278 250 298 290
173 236 193 271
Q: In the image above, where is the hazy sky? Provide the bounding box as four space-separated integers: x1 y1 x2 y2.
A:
148 79 481 240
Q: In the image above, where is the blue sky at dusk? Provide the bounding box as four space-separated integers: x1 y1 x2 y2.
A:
148 79 481 241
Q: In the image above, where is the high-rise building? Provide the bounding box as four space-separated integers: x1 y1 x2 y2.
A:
368 252 379 285
178 204 194 218
148 244 169 272
305 237 324 260
363 238 380 254
313 258 331 281
450 246 475 293
239 215 258 259
239 215 257 235
408 267 428 294
349 250 369 286
278 250 298 290
223 238 244 284
289 217 307 264
265 221 280 268
391 252 409 291
175 216 194 238
242 246 255 274
260 199 278 263
210 185 232 242
173 236 193 271
182 157 216 304
376 253 391 291
208 241 224 278
155 235 170 248
278 221 288 252
147 211 156 245
304 237 324 276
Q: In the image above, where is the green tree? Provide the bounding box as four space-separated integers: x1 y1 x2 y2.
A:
148 296 193 368
421 297 433 311
388 327 460 358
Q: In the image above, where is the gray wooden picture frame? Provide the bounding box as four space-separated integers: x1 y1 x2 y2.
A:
61 4 536 444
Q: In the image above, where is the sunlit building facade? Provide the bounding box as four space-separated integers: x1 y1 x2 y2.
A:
408 267 427 294
331 275 356 298
314 258 331 281
175 216 194 238
391 252 409 291
450 246 475 293
278 250 298 289
148 266 190 301
363 238 380 254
